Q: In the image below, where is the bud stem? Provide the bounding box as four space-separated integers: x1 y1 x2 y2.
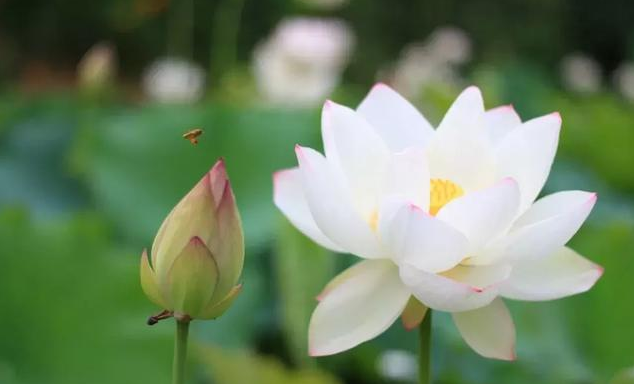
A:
419 310 432 384
172 319 190 384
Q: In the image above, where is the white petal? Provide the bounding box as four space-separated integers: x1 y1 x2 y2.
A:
296 146 383 259
500 246 603 301
356 83 434 151
399 263 510 312
495 113 561 211
426 87 496 191
321 100 390 217
436 86 485 134
437 178 520 256
316 258 380 301
381 202 468 272
484 105 521 145
309 260 410 356
497 191 597 262
380 148 431 212
273 168 345 252
452 298 516 360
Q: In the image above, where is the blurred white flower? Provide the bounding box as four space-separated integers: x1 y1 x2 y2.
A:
253 17 354 107
77 41 117 90
388 26 471 98
142 57 206 103
613 62 634 102
425 27 472 65
377 350 417 382
560 53 601 94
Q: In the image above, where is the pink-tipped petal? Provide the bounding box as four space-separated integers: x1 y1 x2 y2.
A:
320 101 390 217
436 86 485 135
296 146 383 259
399 263 510 312
356 83 434 151
425 86 496 191
495 113 561 212
437 179 520 259
484 105 522 145
452 298 516 360
316 259 382 301
207 176 244 304
273 167 345 252
500 246 603 301
495 191 597 263
309 260 410 356
380 199 469 273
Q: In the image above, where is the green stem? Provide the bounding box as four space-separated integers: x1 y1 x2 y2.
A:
172 320 190 384
210 0 246 85
419 310 432 384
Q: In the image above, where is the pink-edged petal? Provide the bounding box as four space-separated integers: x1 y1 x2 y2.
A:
380 201 468 273
309 260 410 356
500 246 603 301
321 100 390 217
296 146 383 259
494 191 597 263
152 160 226 276
399 263 510 312
452 298 516 360
484 105 521 145
426 87 496 191
495 113 561 211
437 178 520 257
356 83 434 151
273 168 345 252
380 148 431 211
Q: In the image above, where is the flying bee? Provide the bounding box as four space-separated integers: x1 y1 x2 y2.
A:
182 128 203 145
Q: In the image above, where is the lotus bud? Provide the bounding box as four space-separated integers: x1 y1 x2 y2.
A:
140 159 244 321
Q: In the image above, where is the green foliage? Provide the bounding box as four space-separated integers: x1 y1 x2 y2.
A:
0 209 171 384
196 344 343 384
275 218 335 366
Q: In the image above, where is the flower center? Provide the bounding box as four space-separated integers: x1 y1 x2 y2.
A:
429 179 464 215
369 210 379 231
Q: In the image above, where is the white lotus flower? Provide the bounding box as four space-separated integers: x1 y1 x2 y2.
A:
142 57 206 104
561 53 601 94
253 17 354 107
613 62 634 102
273 84 603 360
388 26 471 98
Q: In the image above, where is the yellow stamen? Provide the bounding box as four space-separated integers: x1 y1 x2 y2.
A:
369 210 379 231
429 179 464 216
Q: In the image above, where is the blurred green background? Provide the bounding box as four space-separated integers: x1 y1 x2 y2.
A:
1 0 633 383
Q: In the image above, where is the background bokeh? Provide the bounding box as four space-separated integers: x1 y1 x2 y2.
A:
1 0 633 383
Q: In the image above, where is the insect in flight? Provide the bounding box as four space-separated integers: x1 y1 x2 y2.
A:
182 128 203 145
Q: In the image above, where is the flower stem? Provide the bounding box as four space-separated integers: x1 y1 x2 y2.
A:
172 319 190 384
419 310 432 384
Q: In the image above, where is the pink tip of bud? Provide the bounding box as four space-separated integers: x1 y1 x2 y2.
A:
189 236 205 246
